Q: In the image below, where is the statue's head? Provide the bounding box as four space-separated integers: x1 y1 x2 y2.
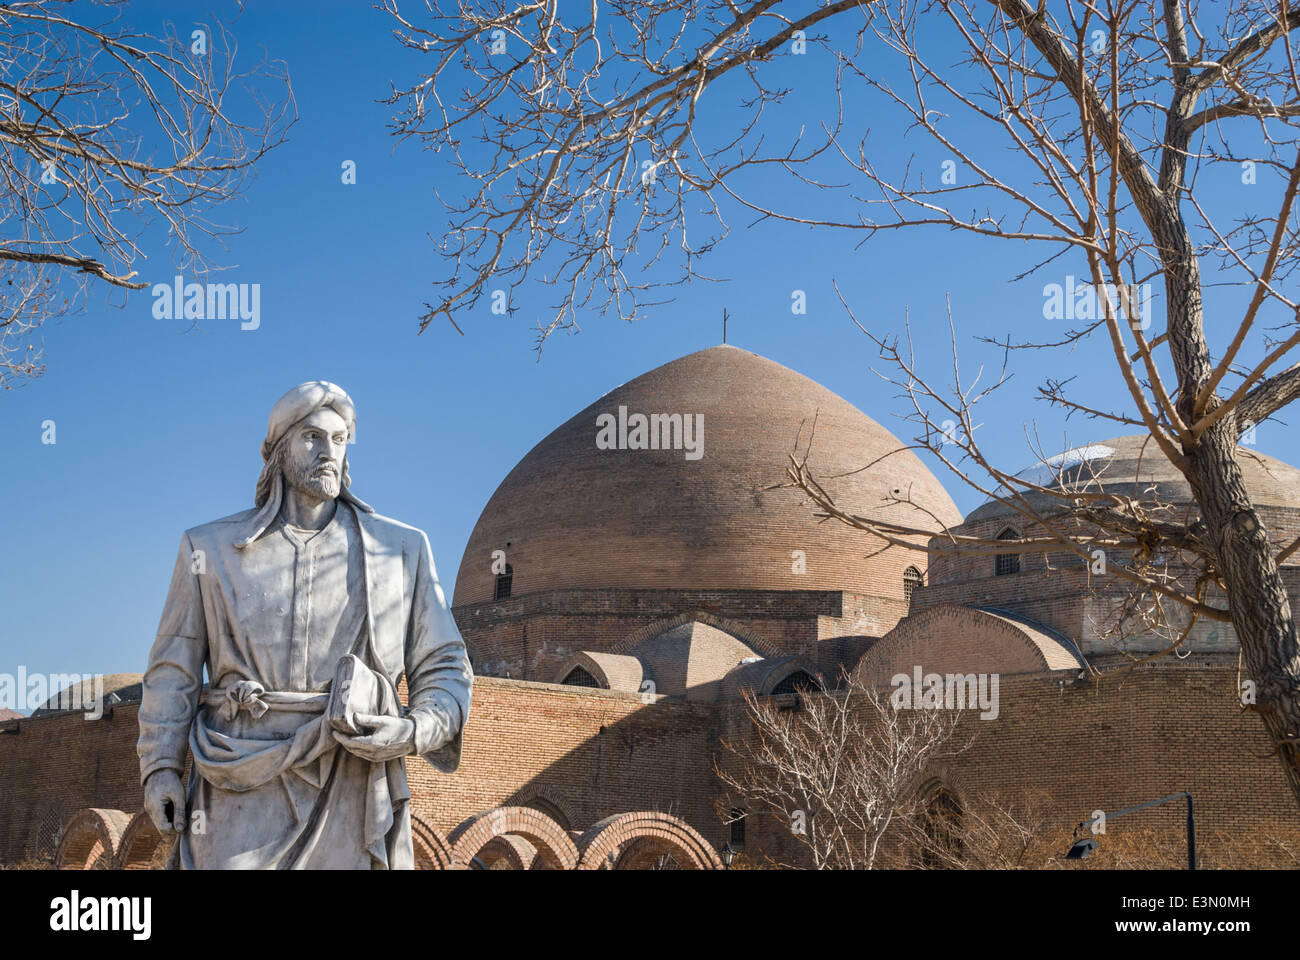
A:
278 406 348 502
235 382 371 548
256 381 357 508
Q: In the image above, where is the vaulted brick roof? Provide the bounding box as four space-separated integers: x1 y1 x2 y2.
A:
852 604 1086 683
453 345 961 604
627 621 759 702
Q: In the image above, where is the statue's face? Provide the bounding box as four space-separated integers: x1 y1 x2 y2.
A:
283 407 348 502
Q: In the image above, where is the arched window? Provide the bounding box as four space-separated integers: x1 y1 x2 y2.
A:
494 563 513 600
561 665 600 688
919 791 964 868
903 566 923 603
995 528 1021 576
729 809 747 847
34 805 63 863
769 670 823 696
524 797 571 832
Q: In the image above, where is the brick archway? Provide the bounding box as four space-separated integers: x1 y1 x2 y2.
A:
411 816 454 870
477 834 541 870
576 812 723 870
55 808 131 870
448 806 579 870
116 812 173 870
613 836 688 869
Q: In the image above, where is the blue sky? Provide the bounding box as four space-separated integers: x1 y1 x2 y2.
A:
2 1 1294 687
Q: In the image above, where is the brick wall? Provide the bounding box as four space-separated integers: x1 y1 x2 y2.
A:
4 665 1297 867
0 706 147 863
720 666 1300 866
407 677 726 846
0 679 735 864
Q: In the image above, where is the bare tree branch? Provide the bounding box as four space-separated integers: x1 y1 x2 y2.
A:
0 0 295 389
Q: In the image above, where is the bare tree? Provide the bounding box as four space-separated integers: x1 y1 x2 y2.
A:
714 673 969 869
384 0 1300 811
903 788 1300 867
901 788 1069 869
0 0 294 388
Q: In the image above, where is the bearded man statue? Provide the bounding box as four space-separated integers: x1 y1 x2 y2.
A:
137 381 473 869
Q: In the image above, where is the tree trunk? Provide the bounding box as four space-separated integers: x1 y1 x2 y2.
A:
1189 426 1300 804
1159 205 1300 806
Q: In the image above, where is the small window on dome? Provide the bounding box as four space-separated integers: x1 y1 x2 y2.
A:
995 528 1021 576
903 566 923 603
494 564 513 600
561 666 600 688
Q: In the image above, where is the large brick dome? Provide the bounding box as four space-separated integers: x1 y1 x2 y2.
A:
453 345 961 604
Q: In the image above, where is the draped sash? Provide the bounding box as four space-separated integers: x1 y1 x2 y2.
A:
184 660 411 869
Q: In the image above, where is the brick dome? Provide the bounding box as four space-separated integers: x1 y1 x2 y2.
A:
32 672 143 716
965 433 1300 524
454 345 961 604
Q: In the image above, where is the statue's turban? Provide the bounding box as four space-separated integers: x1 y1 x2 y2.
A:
262 381 356 461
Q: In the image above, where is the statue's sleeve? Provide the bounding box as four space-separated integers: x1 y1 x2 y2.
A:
137 532 209 785
404 531 473 773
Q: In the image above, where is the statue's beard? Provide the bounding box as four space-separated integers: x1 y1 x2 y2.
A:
285 461 341 501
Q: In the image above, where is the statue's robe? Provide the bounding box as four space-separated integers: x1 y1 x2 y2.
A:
137 501 473 869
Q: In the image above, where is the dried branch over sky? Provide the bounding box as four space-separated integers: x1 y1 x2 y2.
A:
0 0 295 388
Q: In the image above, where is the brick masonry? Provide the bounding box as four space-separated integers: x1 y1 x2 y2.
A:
5 664 1298 866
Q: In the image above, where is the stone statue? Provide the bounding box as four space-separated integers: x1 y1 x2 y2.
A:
137 381 473 868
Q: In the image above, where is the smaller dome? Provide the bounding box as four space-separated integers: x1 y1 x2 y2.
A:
32 673 143 716
966 434 1300 523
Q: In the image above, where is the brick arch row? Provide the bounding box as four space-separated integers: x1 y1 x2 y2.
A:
55 806 722 870
447 805 579 869
576 812 723 870
54 808 134 870
411 815 455 870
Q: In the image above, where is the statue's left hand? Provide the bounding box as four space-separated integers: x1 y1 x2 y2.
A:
333 713 417 761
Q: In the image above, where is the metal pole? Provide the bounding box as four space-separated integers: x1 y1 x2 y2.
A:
1071 791 1196 869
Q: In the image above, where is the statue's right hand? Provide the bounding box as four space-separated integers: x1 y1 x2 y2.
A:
144 769 187 834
